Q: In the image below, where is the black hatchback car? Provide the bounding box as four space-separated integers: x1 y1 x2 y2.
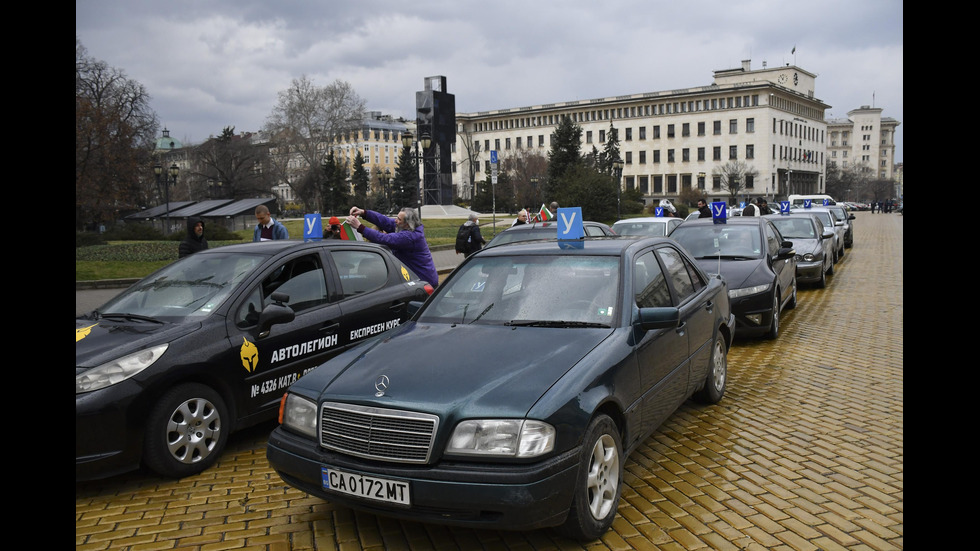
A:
267 236 734 540
76 240 433 481
670 217 797 339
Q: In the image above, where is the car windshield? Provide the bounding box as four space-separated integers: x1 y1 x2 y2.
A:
670 225 763 259
808 211 834 228
96 252 265 322
611 221 667 237
418 254 620 327
768 218 816 239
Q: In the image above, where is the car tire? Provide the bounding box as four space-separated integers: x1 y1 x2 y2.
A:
765 291 779 340
693 334 727 404
557 414 622 541
826 257 835 276
143 382 229 479
786 278 797 309
816 266 827 288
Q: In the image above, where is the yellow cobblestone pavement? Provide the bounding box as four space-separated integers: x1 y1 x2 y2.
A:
76 211 903 550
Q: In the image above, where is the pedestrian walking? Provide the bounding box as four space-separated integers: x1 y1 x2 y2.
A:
741 197 760 217
178 216 208 258
870 201 876 214
347 206 439 288
454 213 486 258
253 205 289 241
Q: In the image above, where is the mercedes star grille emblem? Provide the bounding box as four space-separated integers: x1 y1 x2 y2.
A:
375 375 390 397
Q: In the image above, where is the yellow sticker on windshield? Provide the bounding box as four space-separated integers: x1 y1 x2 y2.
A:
401 265 410 281
76 323 97 342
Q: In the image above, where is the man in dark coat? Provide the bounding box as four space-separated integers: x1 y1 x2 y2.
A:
178 216 209 258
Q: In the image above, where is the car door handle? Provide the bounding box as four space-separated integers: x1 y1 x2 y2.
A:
704 301 714 313
320 322 340 333
389 301 406 312
675 321 686 335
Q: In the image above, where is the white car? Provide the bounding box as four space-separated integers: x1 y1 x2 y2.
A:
611 216 684 237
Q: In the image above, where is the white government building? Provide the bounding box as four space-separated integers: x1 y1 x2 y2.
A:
451 59 900 206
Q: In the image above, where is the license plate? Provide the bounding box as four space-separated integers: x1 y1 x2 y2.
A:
322 466 411 506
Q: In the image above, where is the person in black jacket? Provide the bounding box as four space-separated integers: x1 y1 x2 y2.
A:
697 199 712 218
178 216 209 258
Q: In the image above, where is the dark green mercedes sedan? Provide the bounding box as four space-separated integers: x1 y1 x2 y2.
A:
266 236 734 541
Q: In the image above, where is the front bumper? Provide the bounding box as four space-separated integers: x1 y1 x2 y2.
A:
795 260 824 283
267 425 581 531
730 291 775 337
76 380 145 481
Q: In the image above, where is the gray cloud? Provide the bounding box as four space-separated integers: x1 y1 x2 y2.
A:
77 0 903 161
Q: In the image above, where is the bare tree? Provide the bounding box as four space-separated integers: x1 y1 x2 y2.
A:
190 127 272 200
501 149 548 211
713 161 760 204
455 126 482 201
76 38 158 230
264 76 365 211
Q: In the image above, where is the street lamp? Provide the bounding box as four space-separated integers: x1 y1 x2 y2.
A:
383 168 392 213
612 157 624 220
401 129 431 220
154 162 179 234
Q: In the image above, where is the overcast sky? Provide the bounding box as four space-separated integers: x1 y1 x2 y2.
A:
76 0 903 162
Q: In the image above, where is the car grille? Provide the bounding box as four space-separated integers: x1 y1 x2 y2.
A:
319 402 438 464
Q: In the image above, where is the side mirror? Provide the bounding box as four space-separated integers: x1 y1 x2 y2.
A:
636 307 680 331
776 242 796 260
822 230 834 239
407 300 424 317
257 292 295 338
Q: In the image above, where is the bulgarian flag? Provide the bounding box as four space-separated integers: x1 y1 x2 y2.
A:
340 220 362 240
538 204 555 222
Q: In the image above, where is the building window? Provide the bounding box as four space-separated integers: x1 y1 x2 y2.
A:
653 175 663 193
625 128 633 141
653 125 661 139
746 144 754 159
586 130 593 143
713 146 721 161
599 130 606 142
639 151 647 164
668 175 677 193
653 150 661 163
712 176 721 190
682 123 690 137
516 137 522 149
745 175 754 189
639 175 649 193
625 152 632 164
698 122 705 136
639 126 646 140
729 119 737 134
746 118 755 133
667 124 675 138
668 149 675 162
713 121 721 135
729 145 737 159
697 147 705 161
494 139 500 151
682 148 690 162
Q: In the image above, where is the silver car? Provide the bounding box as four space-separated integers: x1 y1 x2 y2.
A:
765 213 835 287
793 208 844 263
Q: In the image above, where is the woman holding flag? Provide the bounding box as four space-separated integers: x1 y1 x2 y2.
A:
346 206 440 289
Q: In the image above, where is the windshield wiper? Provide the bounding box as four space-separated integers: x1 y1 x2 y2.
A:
99 312 164 324
505 319 610 328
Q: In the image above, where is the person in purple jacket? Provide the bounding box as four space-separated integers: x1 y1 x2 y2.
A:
346 206 440 288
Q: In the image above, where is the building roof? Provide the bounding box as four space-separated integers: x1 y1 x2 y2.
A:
168 199 235 218
202 197 278 217
124 201 197 220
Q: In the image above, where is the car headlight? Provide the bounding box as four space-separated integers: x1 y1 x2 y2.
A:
802 253 816 262
728 283 771 298
76 344 169 394
280 393 318 439
447 419 555 458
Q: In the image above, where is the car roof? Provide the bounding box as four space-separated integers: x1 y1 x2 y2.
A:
497 220 607 232
612 217 672 224
194 239 388 257
476 234 662 257
675 217 765 227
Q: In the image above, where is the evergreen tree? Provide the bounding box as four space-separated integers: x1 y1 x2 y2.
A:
545 116 583 200
390 143 419 212
599 122 621 175
351 151 369 207
320 150 350 216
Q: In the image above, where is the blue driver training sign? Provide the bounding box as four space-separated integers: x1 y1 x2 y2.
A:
304 213 323 241
556 207 583 240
